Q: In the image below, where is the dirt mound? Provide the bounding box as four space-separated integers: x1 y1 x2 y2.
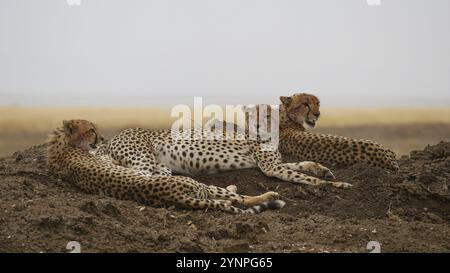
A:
0 142 449 252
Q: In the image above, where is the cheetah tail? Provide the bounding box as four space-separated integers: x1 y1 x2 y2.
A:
246 200 286 213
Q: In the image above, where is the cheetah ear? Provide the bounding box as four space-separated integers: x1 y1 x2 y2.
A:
280 96 292 106
63 120 75 135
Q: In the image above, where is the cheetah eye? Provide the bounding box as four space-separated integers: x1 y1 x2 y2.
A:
303 103 309 107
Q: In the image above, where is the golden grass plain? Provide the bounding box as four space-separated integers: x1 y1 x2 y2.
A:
1 106 450 158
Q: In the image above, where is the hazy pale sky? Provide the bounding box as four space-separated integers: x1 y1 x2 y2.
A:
0 0 449 107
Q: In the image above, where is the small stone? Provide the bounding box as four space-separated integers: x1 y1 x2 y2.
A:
223 243 250 253
386 211 401 222
189 224 198 231
101 203 121 218
180 240 204 253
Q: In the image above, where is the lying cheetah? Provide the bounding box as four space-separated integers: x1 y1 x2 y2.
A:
277 93 399 171
208 93 399 171
98 119 352 189
46 119 285 214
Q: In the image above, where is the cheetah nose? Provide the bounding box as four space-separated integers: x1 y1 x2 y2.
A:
314 112 320 118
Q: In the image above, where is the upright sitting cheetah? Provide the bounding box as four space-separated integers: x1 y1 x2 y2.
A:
46 119 285 214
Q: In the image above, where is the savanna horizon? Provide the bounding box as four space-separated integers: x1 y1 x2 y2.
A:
1 106 450 158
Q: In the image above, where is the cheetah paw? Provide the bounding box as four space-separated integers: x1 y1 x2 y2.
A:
262 191 280 200
226 185 238 193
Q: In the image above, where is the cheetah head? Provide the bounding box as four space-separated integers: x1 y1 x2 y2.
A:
62 119 105 151
280 93 321 128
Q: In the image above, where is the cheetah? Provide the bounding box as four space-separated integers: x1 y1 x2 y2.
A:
98 116 352 189
277 93 399 171
205 93 399 171
46 119 285 214
207 93 399 171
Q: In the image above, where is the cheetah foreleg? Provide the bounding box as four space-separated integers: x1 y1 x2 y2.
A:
224 185 278 206
280 161 335 180
261 164 352 189
240 191 280 206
